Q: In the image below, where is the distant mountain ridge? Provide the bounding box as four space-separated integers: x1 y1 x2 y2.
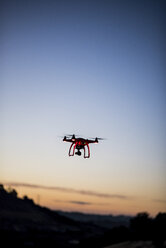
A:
57 211 130 229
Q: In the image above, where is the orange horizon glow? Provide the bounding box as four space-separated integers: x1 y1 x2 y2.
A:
2 181 166 217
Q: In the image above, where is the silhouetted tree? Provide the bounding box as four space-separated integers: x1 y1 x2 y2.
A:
0 184 4 190
23 195 34 204
130 212 153 240
8 188 18 198
23 195 28 200
153 213 166 248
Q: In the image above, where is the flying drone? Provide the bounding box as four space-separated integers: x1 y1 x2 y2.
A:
63 134 104 158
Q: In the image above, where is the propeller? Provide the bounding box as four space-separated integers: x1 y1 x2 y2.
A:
96 137 106 140
63 134 83 139
58 134 106 140
88 137 106 140
58 134 76 138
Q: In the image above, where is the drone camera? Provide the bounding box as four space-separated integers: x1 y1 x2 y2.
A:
75 150 81 156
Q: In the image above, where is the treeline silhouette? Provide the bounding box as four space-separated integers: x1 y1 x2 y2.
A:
130 212 166 247
0 184 165 248
80 212 166 248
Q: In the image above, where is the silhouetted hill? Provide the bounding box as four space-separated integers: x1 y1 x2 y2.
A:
0 184 166 248
0 184 79 233
0 184 131 232
0 184 102 247
0 184 129 247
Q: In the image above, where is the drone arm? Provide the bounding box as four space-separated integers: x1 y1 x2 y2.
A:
64 139 73 143
87 140 98 144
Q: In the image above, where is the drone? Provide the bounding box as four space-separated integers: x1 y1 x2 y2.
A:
63 134 104 158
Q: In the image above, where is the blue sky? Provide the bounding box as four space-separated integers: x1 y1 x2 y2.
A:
1 0 166 215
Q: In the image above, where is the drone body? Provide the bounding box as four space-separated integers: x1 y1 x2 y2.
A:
63 134 103 158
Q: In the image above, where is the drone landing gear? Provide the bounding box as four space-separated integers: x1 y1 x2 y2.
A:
68 142 90 158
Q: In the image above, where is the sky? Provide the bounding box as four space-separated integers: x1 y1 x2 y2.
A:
1 0 166 216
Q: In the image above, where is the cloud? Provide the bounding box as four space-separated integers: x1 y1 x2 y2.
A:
153 199 166 204
54 199 106 206
56 200 92 205
4 182 130 200
69 201 91 205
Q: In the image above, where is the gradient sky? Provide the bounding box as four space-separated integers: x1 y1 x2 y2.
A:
1 0 166 216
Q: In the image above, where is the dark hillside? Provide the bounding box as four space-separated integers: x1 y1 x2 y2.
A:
0 184 79 232
0 184 109 247
0 184 165 248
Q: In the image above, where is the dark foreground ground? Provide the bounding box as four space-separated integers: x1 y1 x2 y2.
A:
104 241 166 248
0 184 166 248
